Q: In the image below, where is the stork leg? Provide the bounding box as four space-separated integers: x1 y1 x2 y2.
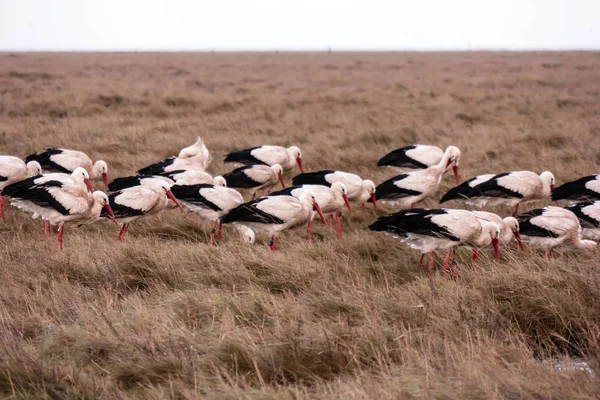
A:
118 223 130 241
57 224 64 251
472 249 481 264
419 253 425 266
362 203 366 212
210 219 219 245
442 249 453 279
218 222 223 240
428 251 435 277
269 235 278 251
153 215 159 225
512 204 519 216
326 214 333 228
307 219 313 244
0 196 4 219
44 219 49 241
336 210 343 240
545 249 552 259
481 204 486 211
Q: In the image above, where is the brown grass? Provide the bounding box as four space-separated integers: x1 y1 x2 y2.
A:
1 51 600 399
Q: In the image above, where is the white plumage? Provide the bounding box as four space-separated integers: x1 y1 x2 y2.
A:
0 156 42 219
378 145 461 184
178 137 211 170
224 145 303 172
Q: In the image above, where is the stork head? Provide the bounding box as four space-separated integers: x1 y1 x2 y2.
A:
287 146 303 173
178 136 207 159
299 190 327 224
271 164 285 188
92 160 109 190
482 221 501 260
152 181 184 211
213 175 227 187
502 216 524 251
93 191 118 224
443 146 461 184
237 225 255 244
540 171 556 192
72 167 94 191
331 182 352 212
363 179 377 213
26 161 42 177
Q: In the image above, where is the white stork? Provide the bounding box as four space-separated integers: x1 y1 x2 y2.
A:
369 208 500 278
103 181 184 240
377 145 461 184
0 156 42 219
177 137 211 168
440 170 556 215
471 211 524 261
221 190 326 250
517 206 596 257
136 152 210 176
269 182 352 241
170 183 244 244
224 145 303 173
236 225 256 244
371 147 460 209
565 201 600 242
292 170 376 212
439 174 495 210
2 173 116 250
25 148 109 189
223 164 285 198
552 174 600 203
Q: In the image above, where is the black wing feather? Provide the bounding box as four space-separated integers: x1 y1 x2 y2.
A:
221 198 285 225
372 174 422 201
136 157 176 175
25 148 71 173
552 175 600 202
469 172 524 199
517 208 560 238
377 145 429 169
2 177 69 215
170 184 221 212
292 171 335 187
439 176 481 203
369 208 460 241
223 146 267 166
223 166 263 188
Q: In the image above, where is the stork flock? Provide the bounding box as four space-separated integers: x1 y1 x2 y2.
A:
1 138 599 277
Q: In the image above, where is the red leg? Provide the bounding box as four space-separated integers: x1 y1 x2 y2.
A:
57 224 64 251
307 219 313 244
545 249 551 259
362 203 366 211
118 223 130 241
0 196 4 219
481 204 486 211
269 235 278 251
472 249 481 264
512 204 519 216
419 253 425 266
442 249 452 279
44 219 49 241
218 221 223 240
428 251 435 276
336 210 343 240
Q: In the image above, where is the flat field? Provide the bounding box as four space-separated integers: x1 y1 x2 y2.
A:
0 51 599 399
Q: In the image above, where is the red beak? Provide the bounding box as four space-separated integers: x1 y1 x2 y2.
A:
278 172 286 189
313 202 327 225
104 204 118 225
492 238 500 260
452 165 459 185
370 193 377 213
296 157 304 173
515 231 524 251
342 194 352 213
84 178 94 192
102 172 109 190
550 184 559 205
167 190 185 210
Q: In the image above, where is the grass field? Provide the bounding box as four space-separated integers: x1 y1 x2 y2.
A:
1 51 599 399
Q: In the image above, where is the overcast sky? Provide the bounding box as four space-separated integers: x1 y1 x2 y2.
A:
1 0 599 51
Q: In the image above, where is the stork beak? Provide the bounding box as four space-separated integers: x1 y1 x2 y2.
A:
342 194 352 213
313 202 327 225
515 231 524 251
166 190 185 211
550 184 559 205
104 204 118 225
84 178 94 192
278 172 286 189
296 157 304 173
102 172 109 190
370 192 377 213
452 165 460 185
492 238 500 260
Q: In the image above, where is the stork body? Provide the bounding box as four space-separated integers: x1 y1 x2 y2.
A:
377 145 461 184
177 137 211 169
565 201 600 242
223 164 285 198
551 174 600 203
439 174 495 210
224 145 303 172
25 148 108 189
0 156 42 219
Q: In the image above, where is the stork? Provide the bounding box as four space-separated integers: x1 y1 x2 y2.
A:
377 145 461 184
471 211 523 261
221 190 326 250
440 171 556 215
224 145 303 172
0 156 42 219
170 183 244 244
369 208 500 278
223 164 285 198
177 137 211 168
25 148 109 189
439 174 495 210
564 201 600 242
269 182 352 241
370 147 460 209
292 170 376 212
102 181 184 240
517 206 596 257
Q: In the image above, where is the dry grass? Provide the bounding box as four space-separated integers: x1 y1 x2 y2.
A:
1 51 600 399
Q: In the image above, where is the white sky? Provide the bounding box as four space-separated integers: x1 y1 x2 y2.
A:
1 0 599 51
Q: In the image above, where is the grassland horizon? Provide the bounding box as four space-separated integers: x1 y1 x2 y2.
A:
0 51 599 399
